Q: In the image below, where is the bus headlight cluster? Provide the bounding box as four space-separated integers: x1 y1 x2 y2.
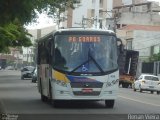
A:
54 79 67 87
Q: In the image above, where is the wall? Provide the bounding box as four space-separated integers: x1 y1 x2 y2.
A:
119 12 160 26
133 30 160 60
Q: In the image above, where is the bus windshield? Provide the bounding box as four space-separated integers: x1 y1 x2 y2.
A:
53 35 118 75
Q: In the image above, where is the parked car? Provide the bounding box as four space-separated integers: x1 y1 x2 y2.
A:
32 67 37 83
21 66 35 80
133 74 160 94
5 66 14 70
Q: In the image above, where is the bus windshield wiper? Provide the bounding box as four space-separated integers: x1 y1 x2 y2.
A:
69 48 105 74
88 51 105 73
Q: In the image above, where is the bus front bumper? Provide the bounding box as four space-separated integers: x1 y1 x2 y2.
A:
52 90 118 100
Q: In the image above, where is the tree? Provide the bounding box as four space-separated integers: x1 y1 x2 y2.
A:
149 52 160 62
0 19 32 52
0 0 80 25
0 0 80 52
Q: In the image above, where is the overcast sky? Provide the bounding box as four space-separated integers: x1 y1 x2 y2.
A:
25 12 55 29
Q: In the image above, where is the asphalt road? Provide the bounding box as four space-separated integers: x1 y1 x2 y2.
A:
0 70 160 120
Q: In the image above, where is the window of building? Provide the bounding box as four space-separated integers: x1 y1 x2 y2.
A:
99 0 103 8
126 39 133 50
99 19 102 28
91 9 95 17
151 45 160 55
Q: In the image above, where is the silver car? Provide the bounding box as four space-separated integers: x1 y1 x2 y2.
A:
31 67 37 83
21 66 35 80
133 74 160 94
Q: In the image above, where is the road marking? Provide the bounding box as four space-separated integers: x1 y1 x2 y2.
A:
119 95 160 107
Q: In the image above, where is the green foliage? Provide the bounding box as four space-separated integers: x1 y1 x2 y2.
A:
0 0 37 25
149 53 160 62
0 0 80 52
0 0 80 25
0 20 32 52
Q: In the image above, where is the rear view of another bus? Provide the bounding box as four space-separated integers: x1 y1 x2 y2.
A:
37 28 122 108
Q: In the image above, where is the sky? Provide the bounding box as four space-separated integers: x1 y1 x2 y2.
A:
26 0 160 29
25 12 56 29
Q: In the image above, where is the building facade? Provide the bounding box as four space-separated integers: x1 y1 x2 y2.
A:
61 0 115 29
23 25 56 65
117 25 160 61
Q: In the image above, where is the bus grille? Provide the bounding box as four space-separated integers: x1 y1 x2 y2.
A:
73 91 101 96
70 82 103 88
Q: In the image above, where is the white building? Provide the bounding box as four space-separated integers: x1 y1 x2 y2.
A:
113 1 160 26
23 25 56 64
61 0 116 29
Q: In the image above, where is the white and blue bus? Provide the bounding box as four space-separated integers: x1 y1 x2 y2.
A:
37 28 122 108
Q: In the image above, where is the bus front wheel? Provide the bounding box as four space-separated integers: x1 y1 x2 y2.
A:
49 82 61 108
40 80 48 102
51 100 62 108
41 95 48 102
105 100 115 108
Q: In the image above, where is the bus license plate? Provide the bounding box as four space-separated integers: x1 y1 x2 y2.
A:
82 88 93 93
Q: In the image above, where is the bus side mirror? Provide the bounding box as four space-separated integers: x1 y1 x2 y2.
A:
117 38 124 53
119 44 124 53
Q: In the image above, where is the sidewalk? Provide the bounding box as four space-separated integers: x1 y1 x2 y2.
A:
0 70 21 77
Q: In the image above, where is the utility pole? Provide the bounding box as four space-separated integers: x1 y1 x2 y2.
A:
94 16 98 29
94 0 99 29
99 10 118 33
82 16 85 28
81 16 99 28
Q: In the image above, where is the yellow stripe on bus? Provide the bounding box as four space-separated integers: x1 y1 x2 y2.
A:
53 70 69 83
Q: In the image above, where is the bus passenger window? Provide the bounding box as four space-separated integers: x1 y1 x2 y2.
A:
54 48 66 68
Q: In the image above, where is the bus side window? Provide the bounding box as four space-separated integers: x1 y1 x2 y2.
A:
40 42 47 64
46 39 52 64
37 43 42 65
54 48 66 67
51 40 55 65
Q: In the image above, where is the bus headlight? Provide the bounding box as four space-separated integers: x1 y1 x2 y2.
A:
54 79 67 87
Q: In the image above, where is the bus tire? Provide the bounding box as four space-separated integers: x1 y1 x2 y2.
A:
52 100 61 108
150 91 154 94
41 95 48 102
122 83 128 88
40 79 48 102
49 81 53 103
49 81 60 107
39 79 42 93
21 76 24 80
105 100 115 108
